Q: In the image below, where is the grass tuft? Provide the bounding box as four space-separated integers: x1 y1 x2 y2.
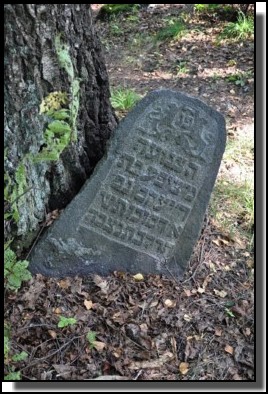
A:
110 88 142 111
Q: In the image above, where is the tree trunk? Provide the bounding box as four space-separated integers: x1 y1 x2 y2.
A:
4 4 117 244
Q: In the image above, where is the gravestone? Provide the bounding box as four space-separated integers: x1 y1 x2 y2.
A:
29 90 226 278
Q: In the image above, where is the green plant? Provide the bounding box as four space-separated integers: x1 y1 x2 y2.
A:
4 247 32 291
4 322 28 381
227 59 237 67
4 351 28 381
176 61 189 75
4 335 10 360
127 14 139 23
110 22 124 36
226 71 253 87
4 371 21 381
4 162 28 223
55 34 80 142
211 178 254 238
100 4 138 16
219 11 254 40
111 88 142 110
86 330 97 349
12 351 28 362
225 308 235 318
195 4 219 13
212 72 221 81
156 19 186 41
58 316 77 328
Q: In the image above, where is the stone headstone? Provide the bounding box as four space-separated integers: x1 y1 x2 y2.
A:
29 90 226 279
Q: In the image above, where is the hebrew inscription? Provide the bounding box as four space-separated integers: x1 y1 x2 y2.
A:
29 90 226 278
78 99 215 260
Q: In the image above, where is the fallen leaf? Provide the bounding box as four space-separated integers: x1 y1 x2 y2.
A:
202 275 212 288
184 289 191 297
224 344 234 355
48 330 57 339
233 373 243 380
140 323 148 333
245 327 251 336
53 364 75 378
183 314 192 322
209 262 217 272
212 238 230 247
164 299 176 308
57 279 71 289
128 352 173 370
93 341 106 352
93 275 109 294
197 287 205 294
84 299 93 310
246 259 254 268
215 328 222 336
214 289 227 298
179 362 189 375
112 350 122 358
54 307 62 314
150 300 158 307
212 239 221 246
233 237 246 249
133 273 144 281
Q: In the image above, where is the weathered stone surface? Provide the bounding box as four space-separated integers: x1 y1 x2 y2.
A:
29 90 226 278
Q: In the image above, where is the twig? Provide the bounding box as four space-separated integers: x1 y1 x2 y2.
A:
20 334 85 372
90 375 130 380
133 370 143 380
25 210 47 260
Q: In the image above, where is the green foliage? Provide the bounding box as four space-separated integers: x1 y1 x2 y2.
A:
226 71 253 87
227 59 237 67
176 61 189 75
4 162 28 223
86 330 97 349
156 19 186 41
211 178 254 240
110 22 124 36
58 316 77 328
111 88 142 110
100 4 138 16
12 351 28 362
195 4 219 13
4 248 32 291
55 36 74 80
219 12 254 40
36 90 73 162
225 308 235 318
4 335 10 359
39 91 68 114
55 35 80 141
4 371 21 380
4 323 28 381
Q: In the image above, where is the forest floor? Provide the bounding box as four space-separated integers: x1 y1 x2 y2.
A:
4 5 254 381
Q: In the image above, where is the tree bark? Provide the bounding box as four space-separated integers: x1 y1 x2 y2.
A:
4 4 117 242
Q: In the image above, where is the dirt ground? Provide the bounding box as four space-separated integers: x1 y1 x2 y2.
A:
4 5 254 381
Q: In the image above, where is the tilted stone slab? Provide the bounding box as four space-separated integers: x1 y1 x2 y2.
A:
29 90 226 278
